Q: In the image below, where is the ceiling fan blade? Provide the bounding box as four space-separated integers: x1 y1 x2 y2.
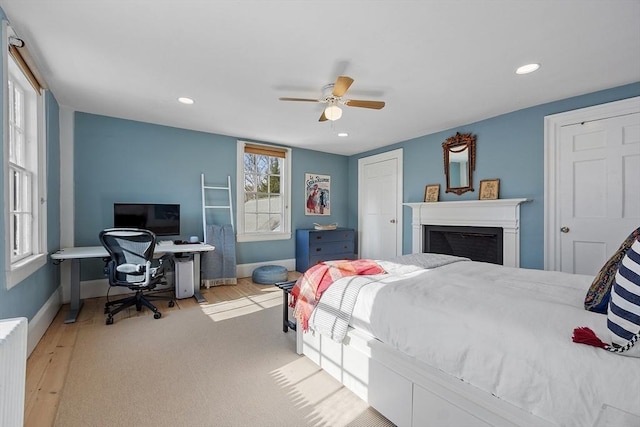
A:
332 76 354 97
279 97 320 102
319 111 328 122
345 99 385 109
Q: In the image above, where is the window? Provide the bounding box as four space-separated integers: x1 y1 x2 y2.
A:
236 141 291 242
3 23 47 289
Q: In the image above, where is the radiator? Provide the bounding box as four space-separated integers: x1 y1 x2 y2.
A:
0 317 27 427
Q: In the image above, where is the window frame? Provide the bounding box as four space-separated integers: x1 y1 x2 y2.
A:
3 22 47 289
236 140 291 243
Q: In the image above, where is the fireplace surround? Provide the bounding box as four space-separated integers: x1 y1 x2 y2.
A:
404 199 530 268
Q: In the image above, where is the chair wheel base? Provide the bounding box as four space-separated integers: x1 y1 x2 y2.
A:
106 316 114 325
154 312 161 319
168 300 175 307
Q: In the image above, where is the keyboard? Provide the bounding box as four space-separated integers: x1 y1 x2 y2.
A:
173 240 199 245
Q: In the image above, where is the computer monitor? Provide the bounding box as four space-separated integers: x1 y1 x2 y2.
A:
113 203 180 236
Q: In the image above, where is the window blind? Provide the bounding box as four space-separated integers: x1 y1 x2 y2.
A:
244 144 287 158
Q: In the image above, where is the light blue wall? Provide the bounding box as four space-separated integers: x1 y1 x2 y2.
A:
0 20 61 322
347 82 640 270
73 113 349 279
58 85 640 296
0 0 636 337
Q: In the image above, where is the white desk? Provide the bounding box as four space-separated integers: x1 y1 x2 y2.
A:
51 243 215 323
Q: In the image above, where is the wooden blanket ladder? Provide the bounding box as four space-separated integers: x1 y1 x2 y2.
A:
201 174 234 243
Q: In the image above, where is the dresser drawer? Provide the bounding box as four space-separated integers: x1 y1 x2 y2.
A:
308 229 355 243
309 253 356 268
309 240 355 255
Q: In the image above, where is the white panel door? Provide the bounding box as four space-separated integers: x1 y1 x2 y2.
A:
358 150 402 260
559 112 640 274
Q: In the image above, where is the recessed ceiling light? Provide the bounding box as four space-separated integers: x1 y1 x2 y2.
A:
338 132 349 137
515 63 540 75
178 97 194 104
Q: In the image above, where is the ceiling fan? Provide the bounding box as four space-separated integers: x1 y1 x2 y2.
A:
279 76 385 122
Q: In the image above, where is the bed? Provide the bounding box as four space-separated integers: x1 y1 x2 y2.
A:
292 254 640 427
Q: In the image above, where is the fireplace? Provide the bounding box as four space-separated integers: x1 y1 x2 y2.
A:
404 199 530 268
424 225 503 265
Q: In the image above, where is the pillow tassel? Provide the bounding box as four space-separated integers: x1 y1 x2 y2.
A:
572 327 608 349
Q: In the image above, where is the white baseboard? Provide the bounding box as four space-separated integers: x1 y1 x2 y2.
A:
28 287 62 356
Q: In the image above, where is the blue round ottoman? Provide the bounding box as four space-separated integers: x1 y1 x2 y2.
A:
252 265 288 285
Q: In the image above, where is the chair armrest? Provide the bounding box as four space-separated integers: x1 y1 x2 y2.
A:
116 263 145 274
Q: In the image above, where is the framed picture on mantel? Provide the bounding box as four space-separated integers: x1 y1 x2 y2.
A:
479 179 500 200
424 184 440 202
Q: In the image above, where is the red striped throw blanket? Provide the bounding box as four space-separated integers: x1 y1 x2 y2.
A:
291 259 386 331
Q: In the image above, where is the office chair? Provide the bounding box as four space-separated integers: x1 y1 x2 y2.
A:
99 228 174 325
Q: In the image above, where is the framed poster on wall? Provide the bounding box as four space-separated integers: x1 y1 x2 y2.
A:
305 173 330 215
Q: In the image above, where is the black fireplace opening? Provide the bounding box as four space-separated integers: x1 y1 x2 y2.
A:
424 225 503 265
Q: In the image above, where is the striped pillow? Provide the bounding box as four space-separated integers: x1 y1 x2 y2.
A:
585 227 640 313
607 238 640 357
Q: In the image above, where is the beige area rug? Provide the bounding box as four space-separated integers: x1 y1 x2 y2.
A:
55 291 394 427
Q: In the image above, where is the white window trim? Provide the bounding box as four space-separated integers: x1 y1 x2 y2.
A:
236 140 291 243
3 21 48 289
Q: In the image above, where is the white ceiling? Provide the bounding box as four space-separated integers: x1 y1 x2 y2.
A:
1 1 639 155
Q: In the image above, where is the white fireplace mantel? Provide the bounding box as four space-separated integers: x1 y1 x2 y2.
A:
403 198 531 268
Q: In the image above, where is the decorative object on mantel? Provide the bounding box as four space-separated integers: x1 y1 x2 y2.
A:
443 132 476 195
424 184 440 202
305 173 331 216
479 179 500 200
314 223 338 230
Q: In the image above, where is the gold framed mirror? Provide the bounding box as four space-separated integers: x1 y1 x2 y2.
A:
442 132 476 195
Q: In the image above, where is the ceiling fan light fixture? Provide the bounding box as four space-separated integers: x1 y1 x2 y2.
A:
280 76 385 122
324 105 342 121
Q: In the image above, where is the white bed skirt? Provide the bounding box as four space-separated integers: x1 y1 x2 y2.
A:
299 326 555 427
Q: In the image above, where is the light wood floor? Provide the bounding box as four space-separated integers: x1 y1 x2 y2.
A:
23 275 299 427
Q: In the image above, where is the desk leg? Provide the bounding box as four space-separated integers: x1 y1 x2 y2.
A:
192 252 207 304
64 259 84 323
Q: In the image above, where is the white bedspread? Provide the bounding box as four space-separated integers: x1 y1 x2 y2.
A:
342 260 640 427
309 253 469 341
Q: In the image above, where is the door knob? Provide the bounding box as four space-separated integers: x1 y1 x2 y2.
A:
390 219 396 223
560 226 570 233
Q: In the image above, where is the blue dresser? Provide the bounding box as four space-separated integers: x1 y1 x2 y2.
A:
295 228 356 273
